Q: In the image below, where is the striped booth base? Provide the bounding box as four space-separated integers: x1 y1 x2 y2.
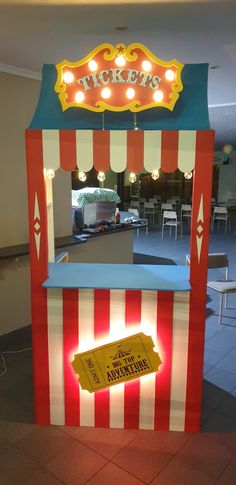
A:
41 288 191 431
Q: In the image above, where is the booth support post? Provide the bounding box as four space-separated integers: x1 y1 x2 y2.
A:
26 130 50 424
186 130 215 431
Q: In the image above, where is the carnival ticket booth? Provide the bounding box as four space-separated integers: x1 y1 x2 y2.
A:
26 43 214 432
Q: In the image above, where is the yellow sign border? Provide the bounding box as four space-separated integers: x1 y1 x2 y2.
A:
55 42 184 113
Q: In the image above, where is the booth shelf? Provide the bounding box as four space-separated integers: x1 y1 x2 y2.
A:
43 263 191 292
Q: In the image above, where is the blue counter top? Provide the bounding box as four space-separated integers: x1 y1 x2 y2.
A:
43 263 191 292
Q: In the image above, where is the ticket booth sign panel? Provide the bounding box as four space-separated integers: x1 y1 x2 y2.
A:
72 333 162 393
55 43 184 113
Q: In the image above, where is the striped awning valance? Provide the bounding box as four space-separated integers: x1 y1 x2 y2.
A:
40 129 213 174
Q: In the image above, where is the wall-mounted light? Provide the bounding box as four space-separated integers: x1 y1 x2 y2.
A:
115 56 126 67
75 91 85 103
126 88 135 99
151 169 160 180
165 69 175 81
142 60 152 72
153 90 164 102
63 71 74 84
101 87 111 99
46 169 55 179
223 144 234 155
97 171 106 182
78 171 87 182
88 59 98 71
129 172 137 183
184 171 193 180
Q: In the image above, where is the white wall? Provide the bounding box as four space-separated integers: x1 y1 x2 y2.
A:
0 72 73 335
0 72 72 248
0 72 40 247
217 151 236 203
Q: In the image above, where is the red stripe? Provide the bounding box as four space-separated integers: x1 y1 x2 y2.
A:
59 130 77 171
127 130 144 173
25 130 50 424
161 131 179 173
63 289 80 426
93 131 110 172
155 291 173 430
124 290 141 429
94 289 110 428
185 130 214 431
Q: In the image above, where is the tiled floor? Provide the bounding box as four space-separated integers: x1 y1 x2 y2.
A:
0 227 236 484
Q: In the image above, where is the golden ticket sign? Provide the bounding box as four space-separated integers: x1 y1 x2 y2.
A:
55 43 184 112
72 332 161 393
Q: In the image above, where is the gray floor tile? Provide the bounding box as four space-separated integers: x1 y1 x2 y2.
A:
204 367 236 393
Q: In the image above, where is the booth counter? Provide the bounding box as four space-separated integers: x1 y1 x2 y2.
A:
42 263 191 430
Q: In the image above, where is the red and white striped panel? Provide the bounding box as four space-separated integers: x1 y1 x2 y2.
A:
45 288 190 431
42 130 197 174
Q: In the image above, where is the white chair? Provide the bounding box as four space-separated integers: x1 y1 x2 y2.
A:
138 198 146 217
143 202 156 224
161 211 183 240
130 200 140 210
171 197 181 211
211 206 228 232
227 198 236 208
128 208 139 218
206 253 236 324
181 204 192 226
186 252 235 324
161 203 173 223
166 198 175 206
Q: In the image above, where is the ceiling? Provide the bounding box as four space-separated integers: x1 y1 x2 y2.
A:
0 0 236 148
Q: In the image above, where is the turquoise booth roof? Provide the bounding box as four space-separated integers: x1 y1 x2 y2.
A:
29 63 210 131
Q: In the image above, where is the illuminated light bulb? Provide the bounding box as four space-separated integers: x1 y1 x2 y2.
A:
126 88 135 99
88 59 98 71
115 56 126 67
97 171 106 182
184 171 193 180
75 91 85 103
142 60 152 72
63 71 74 83
165 69 175 81
151 169 160 180
129 172 137 183
223 144 234 154
46 169 55 179
78 171 87 182
153 90 164 102
101 87 111 99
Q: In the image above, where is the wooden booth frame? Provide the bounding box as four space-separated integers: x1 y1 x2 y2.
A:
26 128 214 432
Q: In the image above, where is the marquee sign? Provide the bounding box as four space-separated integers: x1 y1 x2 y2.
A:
55 43 184 113
72 332 162 393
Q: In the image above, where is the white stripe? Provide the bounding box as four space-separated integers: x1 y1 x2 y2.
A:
76 130 93 172
110 131 127 173
169 292 190 431
78 289 95 426
144 131 162 172
47 288 65 425
139 290 158 430
45 177 55 262
42 130 60 170
109 289 125 428
178 131 196 173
